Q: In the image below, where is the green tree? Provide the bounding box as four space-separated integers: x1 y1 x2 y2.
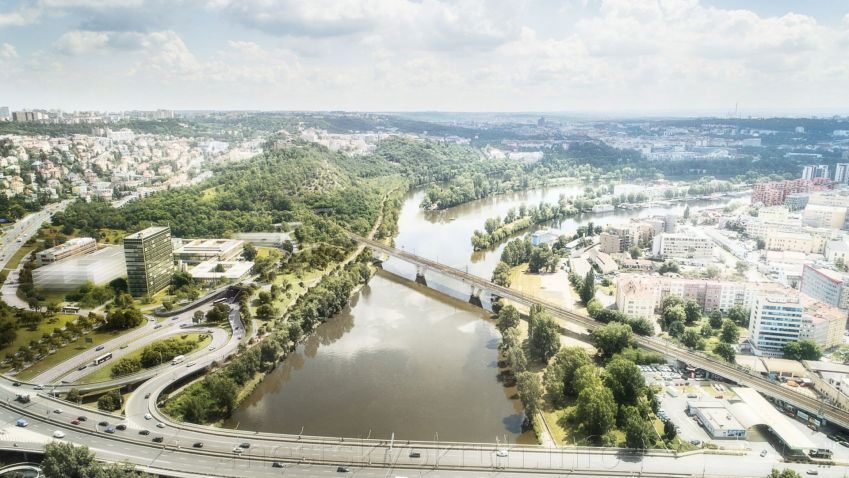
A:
628 245 642 259
681 328 705 350
528 313 560 362
783 340 822 361
662 304 686 330
192 309 205 324
496 304 521 331
663 419 677 441
622 406 655 450
243 243 258 261
727 305 750 327
544 346 593 405
586 298 603 318
65 388 82 403
627 318 655 336
766 469 802 478
683 300 701 325
667 320 685 338
579 271 595 304
658 261 679 274
97 389 123 412
573 364 603 396
491 261 512 287
205 303 231 322
603 357 645 404
516 371 544 421
591 322 633 359
42 442 101 478
713 342 736 363
708 310 723 328
575 384 617 437
720 320 740 344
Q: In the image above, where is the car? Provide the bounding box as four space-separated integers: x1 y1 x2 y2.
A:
208 346 216 351
105 427 116 434
153 436 164 443
95 345 105 351
12 381 20 387
272 461 286 468
144 393 151 399
71 420 80 425
156 423 165 429
53 409 62 414
139 430 151 436
16 419 29 427
77 416 87 422
239 442 251 449
193 442 204 448
172 316 179 321
409 451 421 458
336 467 350 473
690 440 701 446
154 324 163 329
120 344 129 349
144 413 152 420
186 361 196 367
806 471 819 476
232 447 244 454
760 450 768 457
77 365 87 371
98 421 108 427
116 424 127 431
686 393 698 398
495 449 508 457
33 384 44 390
52 430 65 439
180 324 190 328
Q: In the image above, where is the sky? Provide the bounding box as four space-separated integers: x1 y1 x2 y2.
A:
1 0 848 115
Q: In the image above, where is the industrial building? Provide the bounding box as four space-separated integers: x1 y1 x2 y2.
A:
173 238 244 265
686 401 746 439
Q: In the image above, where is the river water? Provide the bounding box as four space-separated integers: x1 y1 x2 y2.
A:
225 183 748 442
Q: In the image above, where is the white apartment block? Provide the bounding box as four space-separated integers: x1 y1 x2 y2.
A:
800 265 849 310
652 232 714 260
748 294 847 357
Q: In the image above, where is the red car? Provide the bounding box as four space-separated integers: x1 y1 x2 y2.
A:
71 420 80 425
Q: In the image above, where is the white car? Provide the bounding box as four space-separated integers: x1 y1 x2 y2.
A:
53 430 65 439
208 346 216 351
156 423 166 429
495 449 508 457
232 446 244 454
144 413 153 420
186 361 196 367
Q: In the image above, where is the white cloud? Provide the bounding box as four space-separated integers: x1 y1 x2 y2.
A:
55 30 110 55
0 43 18 60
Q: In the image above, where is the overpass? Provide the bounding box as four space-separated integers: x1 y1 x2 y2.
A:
351 233 849 431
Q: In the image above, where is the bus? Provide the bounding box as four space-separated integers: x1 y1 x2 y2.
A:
212 297 228 305
171 355 186 365
809 448 833 459
94 352 113 365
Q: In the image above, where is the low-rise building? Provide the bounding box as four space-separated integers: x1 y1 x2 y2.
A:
173 238 244 265
36 237 97 266
33 246 127 292
686 401 747 439
188 260 253 284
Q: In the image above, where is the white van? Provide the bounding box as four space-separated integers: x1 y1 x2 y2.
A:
171 355 186 365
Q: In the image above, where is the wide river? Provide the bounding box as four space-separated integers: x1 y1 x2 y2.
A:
224 184 747 442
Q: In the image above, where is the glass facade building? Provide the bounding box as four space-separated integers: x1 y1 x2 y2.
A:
124 226 174 297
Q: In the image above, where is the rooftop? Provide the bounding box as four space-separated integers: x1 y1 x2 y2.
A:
731 387 818 451
125 226 170 240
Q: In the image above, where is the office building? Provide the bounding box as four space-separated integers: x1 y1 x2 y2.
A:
36 237 97 266
33 246 126 292
124 226 174 297
173 238 244 265
748 294 846 357
652 232 714 260
0 106 9 120
800 265 849 310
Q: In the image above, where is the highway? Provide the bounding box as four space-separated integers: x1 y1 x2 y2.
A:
0 200 70 271
350 233 849 431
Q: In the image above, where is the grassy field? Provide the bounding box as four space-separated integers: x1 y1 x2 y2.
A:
78 332 213 383
2 244 36 272
12 321 147 381
0 314 79 363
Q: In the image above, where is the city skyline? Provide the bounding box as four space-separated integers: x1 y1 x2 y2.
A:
1 0 848 114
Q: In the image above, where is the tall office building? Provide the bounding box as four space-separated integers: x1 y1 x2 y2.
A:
124 226 174 297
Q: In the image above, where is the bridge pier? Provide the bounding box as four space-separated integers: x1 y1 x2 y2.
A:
415 265 427 286
469 285 483 308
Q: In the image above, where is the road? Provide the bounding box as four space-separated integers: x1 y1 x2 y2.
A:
0 200 70 271
350 232 849 431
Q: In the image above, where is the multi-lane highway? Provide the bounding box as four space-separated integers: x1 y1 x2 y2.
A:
0 200 70 271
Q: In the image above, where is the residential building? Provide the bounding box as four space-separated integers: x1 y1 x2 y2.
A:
785 193 810 211
652 232 714 260
615 275 658 318
33 246 126 292
36 237 97 266
751 179 832 206
802 165 830 181
800 265 849 310
173 238 244 265
124 226 174 297
835 163 849 184
826 237 849 263
802 203 848 229
599 233 623 254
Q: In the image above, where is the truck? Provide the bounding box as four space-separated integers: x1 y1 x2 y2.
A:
171 355 186 365
15 393 30 404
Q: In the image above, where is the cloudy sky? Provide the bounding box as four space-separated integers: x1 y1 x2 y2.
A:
1 0 848 114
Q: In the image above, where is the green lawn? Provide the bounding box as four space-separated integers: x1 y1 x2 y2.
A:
0 314 79 363
78 332 212 383
2 244 36 272
11 321 146 381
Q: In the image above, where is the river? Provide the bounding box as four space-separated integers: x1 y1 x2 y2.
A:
224 183 748 442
